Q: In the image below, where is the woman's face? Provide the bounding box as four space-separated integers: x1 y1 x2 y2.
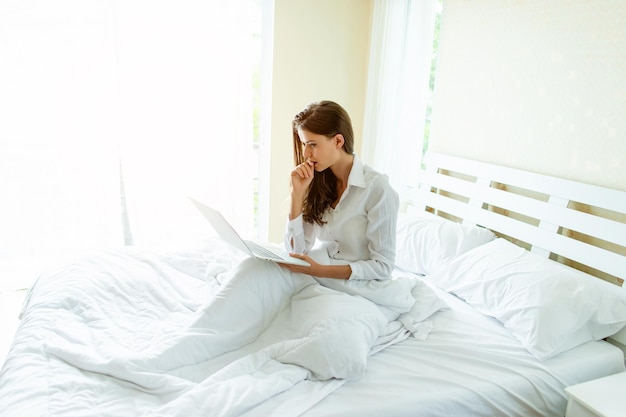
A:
297 128 343 172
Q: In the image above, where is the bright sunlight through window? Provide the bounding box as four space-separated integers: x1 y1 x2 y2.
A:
0 0 263 288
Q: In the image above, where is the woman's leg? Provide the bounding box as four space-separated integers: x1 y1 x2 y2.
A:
137 257 315 370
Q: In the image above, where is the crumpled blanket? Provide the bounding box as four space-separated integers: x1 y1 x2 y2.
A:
1 240 446 417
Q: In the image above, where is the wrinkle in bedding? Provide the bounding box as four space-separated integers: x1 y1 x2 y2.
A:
0 240 441 417
304 283 625 417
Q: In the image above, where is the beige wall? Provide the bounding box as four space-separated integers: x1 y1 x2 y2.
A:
266 0 372 241
266 0 626 240
429 0 626 193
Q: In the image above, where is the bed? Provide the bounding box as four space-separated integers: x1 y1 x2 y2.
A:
1 152 625 417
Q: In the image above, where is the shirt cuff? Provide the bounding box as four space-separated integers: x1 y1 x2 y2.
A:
348 261 362 281
285 214 306 253
286 214 305 236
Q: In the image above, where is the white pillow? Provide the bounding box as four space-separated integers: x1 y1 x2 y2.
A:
429 238 626 360
395 211 495 275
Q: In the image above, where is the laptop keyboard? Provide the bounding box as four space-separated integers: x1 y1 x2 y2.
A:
245 241 284 261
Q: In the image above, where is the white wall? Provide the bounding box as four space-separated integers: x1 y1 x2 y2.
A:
428 0 626 192
265 0 372 242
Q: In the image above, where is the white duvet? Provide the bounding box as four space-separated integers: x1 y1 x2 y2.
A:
0 240 444 417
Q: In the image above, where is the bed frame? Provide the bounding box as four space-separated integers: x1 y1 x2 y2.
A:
404 152 626 351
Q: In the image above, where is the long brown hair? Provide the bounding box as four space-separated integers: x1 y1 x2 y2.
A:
292 100 354 225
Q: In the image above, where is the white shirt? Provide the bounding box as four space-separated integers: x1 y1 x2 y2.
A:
284 155 399 281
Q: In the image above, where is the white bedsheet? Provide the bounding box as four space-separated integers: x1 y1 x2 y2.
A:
303 282 626 417
0 240 443 417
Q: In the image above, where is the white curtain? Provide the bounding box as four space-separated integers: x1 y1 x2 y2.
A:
113 1 258 249
0 0 260 286
361 0 437 195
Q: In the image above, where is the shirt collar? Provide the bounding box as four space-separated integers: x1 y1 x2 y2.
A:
347 154 366 188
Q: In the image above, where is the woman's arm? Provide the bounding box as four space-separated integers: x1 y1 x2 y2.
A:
284 161 315 254
347 175 399 281
289 161 314 220
284 214 315 255
279 254 352 279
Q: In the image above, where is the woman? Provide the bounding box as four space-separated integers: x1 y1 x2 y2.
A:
78 101 405 389
146 100 404 366
279 100 399 283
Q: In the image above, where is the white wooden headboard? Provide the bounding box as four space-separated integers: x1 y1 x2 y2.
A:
404 152 626 348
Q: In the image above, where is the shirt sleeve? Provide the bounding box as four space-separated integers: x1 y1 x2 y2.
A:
348 176 399 281
284 214 315 254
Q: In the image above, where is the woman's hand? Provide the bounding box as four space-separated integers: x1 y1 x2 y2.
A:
278 254 352 280
290 161 315 198
278 253 319 275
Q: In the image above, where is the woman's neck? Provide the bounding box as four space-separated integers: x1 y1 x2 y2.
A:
331 153 354 188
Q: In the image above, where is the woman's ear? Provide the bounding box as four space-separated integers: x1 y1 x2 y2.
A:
334 134 345 149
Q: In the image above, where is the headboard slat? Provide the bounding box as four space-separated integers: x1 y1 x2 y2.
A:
406 152 626 282
416 191 626 277
424 153 626 214
414 169 626 247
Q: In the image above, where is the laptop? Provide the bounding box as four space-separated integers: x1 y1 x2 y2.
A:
189 197 310 266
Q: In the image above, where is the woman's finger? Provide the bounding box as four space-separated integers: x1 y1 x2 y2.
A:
292 163 313 179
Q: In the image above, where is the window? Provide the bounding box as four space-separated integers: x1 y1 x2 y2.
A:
422 0 443 162
0 0 263 288
361 0 442 193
